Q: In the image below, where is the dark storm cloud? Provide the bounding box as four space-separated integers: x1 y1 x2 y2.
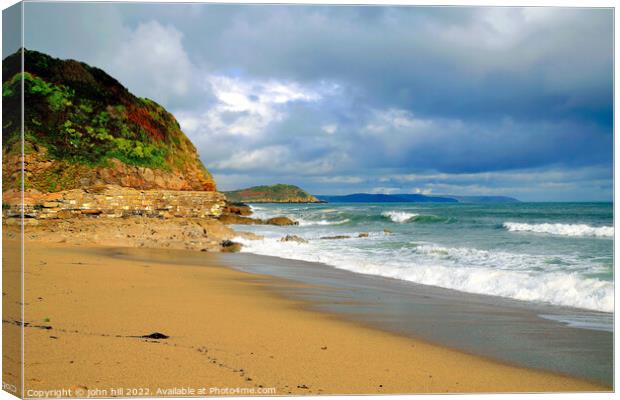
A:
178 6 612 123
20 3 613 200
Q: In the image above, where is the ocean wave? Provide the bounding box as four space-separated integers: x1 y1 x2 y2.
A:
297 218 350 226
235 237 613 312
381 211 419 223
504 222 613 237
410 214 449 223
248 205 272 220
381 211 448 224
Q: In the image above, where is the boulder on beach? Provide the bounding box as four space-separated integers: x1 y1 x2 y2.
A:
320 235 351 240
358 232 369 238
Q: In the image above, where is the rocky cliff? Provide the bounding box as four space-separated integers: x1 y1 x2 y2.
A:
2 49 216 193
4 184 225 221
223 184 320 203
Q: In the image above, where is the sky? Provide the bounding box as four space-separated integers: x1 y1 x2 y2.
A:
7 3 614 201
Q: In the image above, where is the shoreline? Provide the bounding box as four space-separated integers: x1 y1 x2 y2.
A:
8 239 610 395
221 251 612 386
233 248 614 320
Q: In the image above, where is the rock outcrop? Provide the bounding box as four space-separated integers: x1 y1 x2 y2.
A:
222 202 253 216
218 214 298 227
5 216 239 252
2 49 216 193
265 216 298 226
218 214 263 225
3 184 226 221
280 235 308 244
0 50 266 254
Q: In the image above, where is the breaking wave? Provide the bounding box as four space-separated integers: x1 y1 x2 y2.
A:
297 218 350 226
235 237 613 312
382 211 419 223
504 222 613 238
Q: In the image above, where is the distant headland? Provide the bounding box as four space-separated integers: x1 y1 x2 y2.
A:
223 184 321 203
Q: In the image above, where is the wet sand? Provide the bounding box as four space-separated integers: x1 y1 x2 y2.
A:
9 241 610 396
219 253 612 386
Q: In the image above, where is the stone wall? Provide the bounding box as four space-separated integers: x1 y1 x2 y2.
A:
3 185 226 221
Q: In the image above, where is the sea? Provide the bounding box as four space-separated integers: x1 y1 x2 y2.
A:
107 200 615 384
234 202 614 325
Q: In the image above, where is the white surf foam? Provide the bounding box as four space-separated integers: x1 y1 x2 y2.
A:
504 222 613 237
248 205 272 220
235 236 614 313
297 218 350 226
382 211 419 223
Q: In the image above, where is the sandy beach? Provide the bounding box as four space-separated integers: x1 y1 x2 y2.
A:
2 4 614 397
3 238 608 396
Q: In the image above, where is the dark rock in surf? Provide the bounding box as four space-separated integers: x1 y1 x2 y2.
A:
220 240 242 253
265 216 298 226
280 235 308 244
320 235 351 240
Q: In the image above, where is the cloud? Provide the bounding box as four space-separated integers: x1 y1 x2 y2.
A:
363 109 435 134
369 187 401 195
413 187 433 195
210 144 340 176
110 21 195 105
23 2 127 62
211 145 289 170
361 165 612 201
322 124 338 135
21 4 613 200
314 175 364 184
201 75 323 137
356 108 611 173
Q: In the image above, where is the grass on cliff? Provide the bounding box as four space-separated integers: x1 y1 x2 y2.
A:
3 72 171 169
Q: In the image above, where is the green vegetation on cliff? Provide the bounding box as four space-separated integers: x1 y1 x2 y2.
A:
2 49 215 192
224 184 320 203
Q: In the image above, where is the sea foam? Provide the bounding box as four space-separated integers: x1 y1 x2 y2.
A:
235 236 614 313
504 222 613 237
297 218 350 226
382 211 419 223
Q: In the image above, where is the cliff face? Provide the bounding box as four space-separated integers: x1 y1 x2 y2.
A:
2 49 216 192
224 184 320 203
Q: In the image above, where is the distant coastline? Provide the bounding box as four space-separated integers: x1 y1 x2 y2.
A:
223 185 521 204
316 193 520 203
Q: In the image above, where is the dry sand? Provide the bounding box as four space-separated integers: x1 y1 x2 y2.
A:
4 239 609 397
